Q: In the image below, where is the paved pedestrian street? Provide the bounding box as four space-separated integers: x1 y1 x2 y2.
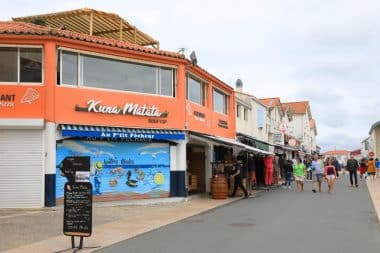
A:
97 177 380 253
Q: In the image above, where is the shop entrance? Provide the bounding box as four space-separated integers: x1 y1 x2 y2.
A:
186 145 206 194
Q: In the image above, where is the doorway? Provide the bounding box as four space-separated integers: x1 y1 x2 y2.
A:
187 145 206 194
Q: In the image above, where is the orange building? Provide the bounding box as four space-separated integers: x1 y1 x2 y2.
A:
0 9 241 208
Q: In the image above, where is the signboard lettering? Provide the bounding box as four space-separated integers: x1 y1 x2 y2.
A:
75 99 168 118
273 133 284 145
64 182 92 237
0 94 15 107
218 119 228 129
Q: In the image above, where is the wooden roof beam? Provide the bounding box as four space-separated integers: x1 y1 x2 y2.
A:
93 27 131 36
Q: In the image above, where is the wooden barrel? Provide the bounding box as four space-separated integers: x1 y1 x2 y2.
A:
211 176 228 199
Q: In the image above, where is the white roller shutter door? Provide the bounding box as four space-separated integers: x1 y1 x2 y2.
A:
0 129 44 208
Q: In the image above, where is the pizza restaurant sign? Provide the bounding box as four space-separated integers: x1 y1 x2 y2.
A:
75 99 167 118
0 88 40 108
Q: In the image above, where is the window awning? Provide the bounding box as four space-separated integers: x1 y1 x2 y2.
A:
189 133 273 155
60 124 185 140
275 144 299 151
239 142 274 155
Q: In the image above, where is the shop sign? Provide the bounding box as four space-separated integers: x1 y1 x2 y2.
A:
61 130 185 141
218 119 228 129
0 94 15 107
75 99 168 118
273 133 284 145
21 88 40 104
0 88 40 108
194 111 206 122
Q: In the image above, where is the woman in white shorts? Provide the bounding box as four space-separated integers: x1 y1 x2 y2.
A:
324 160 337 193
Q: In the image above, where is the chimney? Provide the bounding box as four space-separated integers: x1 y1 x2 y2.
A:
235 79 243 92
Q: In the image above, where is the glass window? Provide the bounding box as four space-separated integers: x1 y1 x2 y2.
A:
20 48 42 83
187 75 204 105
123 61 157 94
0 47 18 82
160 67 174 96
244 108 248 121
58 50 175 96
213 89 228 114
237 104 241 118
61 51 78 85
257 108 264 128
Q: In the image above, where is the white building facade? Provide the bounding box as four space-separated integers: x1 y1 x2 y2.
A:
282 101 317 155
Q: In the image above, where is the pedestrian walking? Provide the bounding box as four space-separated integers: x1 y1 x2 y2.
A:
230 160 248 198
283 159 293 189
324 160 337 193
358 158 367 180
305 157 313 181
375 158 380 178
346 155 359 187
324 156 331 167
293 158 306 192
332 157 341 178
367 157 376 180
264 155 274 190
311 154 324 193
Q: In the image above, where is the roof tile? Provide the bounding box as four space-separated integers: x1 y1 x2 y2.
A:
259 97 281 108
0 21 184 59
282 101 309 114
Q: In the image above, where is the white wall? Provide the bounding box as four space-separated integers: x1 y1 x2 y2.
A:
287 112 315 154
268 106 282 144
236 93 268 142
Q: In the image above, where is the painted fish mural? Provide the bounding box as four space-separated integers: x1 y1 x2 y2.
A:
56 140 170 199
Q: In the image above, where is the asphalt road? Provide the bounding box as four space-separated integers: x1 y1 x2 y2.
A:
96 176 380 253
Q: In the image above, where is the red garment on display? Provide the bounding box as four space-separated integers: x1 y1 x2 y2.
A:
264 156 273 171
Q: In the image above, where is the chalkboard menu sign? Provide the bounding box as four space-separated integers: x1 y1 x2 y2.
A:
61 156 90 182
64 182 92 237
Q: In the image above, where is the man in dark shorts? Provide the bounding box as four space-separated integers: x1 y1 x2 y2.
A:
230 160 248 198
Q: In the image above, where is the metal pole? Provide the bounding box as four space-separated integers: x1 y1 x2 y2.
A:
79 237 83 249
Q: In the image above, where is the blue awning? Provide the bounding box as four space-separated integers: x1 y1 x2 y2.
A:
60 124 185 141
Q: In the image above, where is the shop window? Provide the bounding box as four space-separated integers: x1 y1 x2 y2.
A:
0 47 42 83
213 88 229 114
57 49 175 97
187 75 206 105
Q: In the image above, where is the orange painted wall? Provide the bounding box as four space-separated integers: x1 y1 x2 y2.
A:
0 85 45 118
184 67 236 139
55 86 185 129
0 35 236 139
52 39 186 130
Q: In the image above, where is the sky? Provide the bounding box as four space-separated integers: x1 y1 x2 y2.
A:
1 0 379 152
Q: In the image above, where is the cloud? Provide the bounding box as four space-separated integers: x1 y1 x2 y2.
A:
1 0 380 152
318 133 360 152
